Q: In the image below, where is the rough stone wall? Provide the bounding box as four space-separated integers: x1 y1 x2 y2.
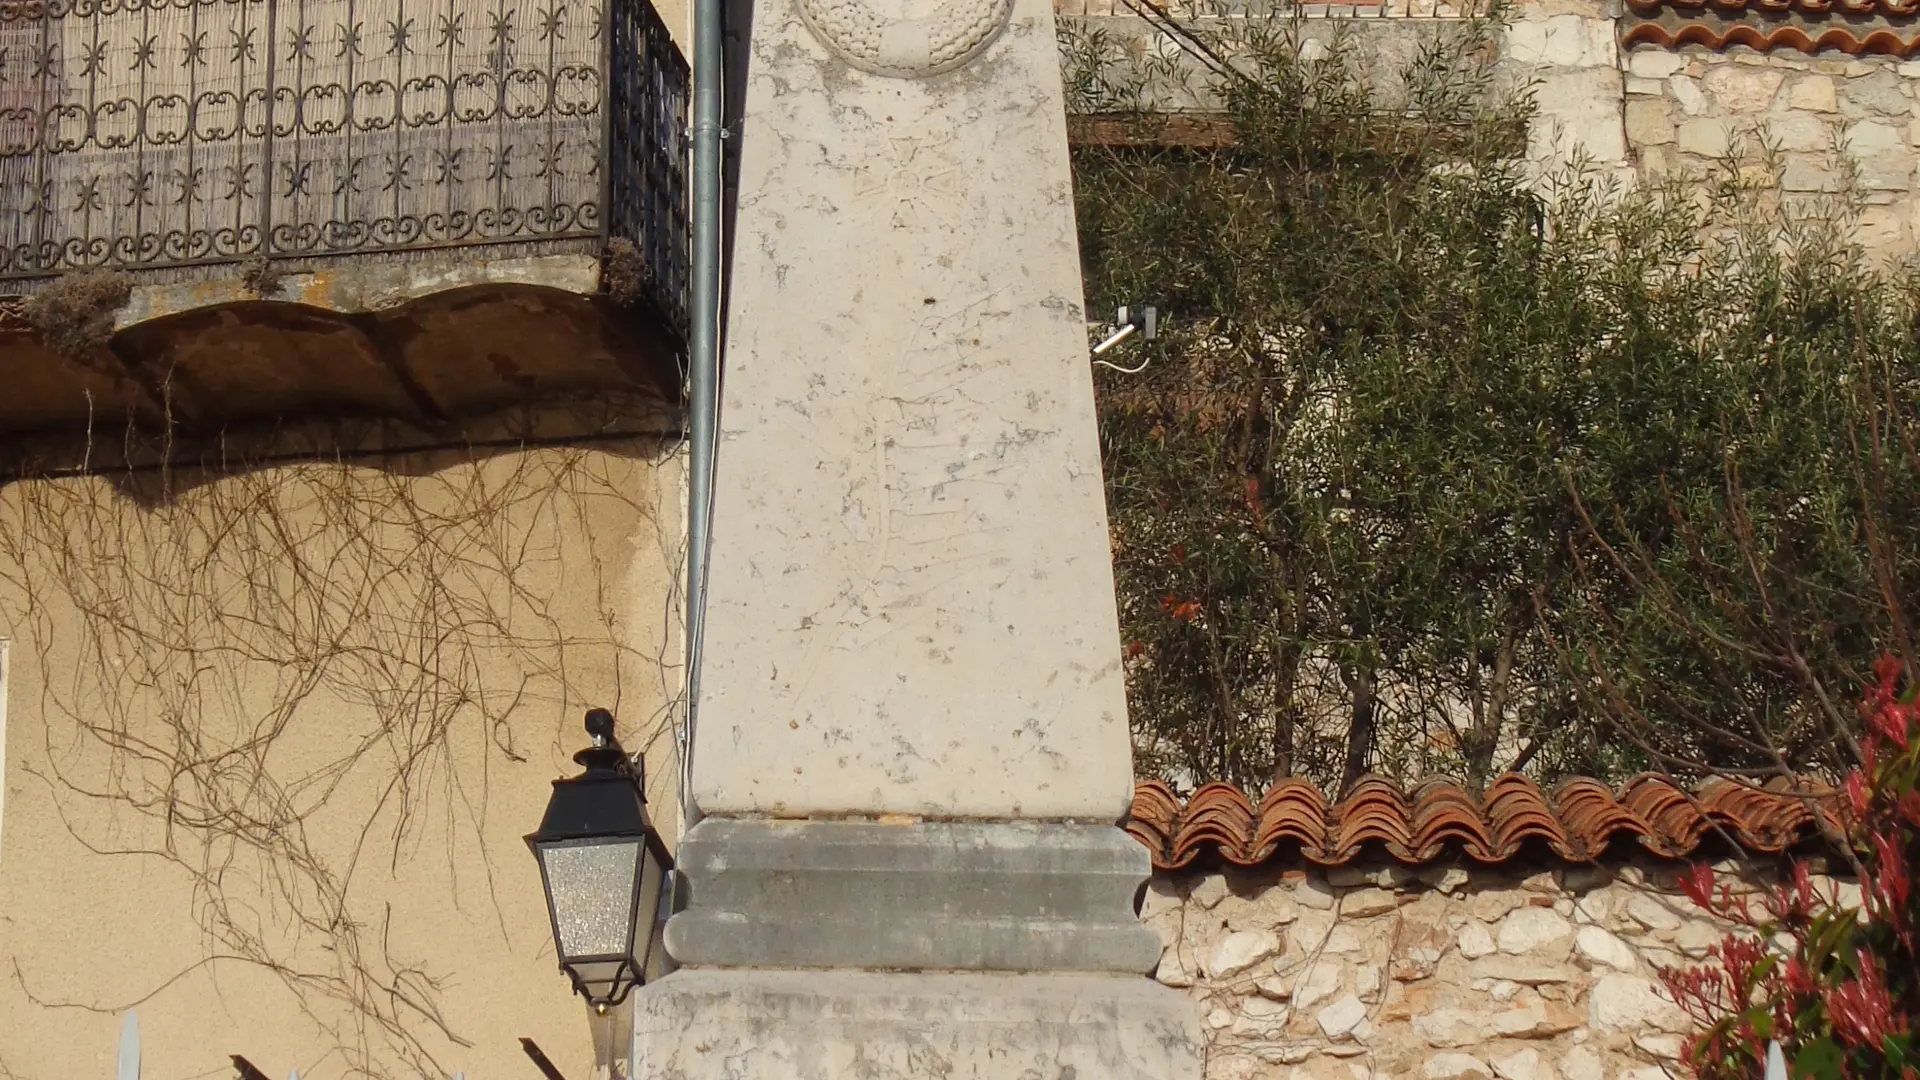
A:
1060 0 1920 258
1508 1 1920 254
1505 4 1631 180
1144 857 1856 1080
1621 47 1920 251
1059 0 1477 18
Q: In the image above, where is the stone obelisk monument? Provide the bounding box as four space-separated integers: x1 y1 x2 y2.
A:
629 0 1203 1066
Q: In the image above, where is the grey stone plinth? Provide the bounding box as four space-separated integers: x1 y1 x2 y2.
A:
663 818 1163 973
630 969 1203 1080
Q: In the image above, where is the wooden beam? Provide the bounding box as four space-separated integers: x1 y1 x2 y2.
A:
1068 112 1235 149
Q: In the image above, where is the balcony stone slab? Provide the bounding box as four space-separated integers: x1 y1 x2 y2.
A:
111 254 606 328
0 255 682 448
1 0 688 447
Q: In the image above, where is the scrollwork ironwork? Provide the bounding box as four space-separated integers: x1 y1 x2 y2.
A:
0 0 687 334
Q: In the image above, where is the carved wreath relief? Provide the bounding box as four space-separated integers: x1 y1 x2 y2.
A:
797 0 1014 77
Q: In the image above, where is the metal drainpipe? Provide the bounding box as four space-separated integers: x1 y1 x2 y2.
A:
682 0 723 833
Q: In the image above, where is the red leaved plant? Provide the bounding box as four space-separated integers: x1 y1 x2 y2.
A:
1662 656 1919 1080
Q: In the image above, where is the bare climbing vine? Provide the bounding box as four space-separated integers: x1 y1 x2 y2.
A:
0 411 686 1080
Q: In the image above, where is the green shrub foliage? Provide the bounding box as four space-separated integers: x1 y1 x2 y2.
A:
1068 12 1920 792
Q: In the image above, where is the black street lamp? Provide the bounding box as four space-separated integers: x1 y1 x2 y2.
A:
526 709 674 1013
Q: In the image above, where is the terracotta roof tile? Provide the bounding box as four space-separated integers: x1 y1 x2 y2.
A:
1626 0 1919 17
1252 778 1330 861
1127 774 1842 870
1620 20 1920 57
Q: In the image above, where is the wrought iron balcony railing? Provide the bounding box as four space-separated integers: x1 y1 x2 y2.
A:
0 0 689 332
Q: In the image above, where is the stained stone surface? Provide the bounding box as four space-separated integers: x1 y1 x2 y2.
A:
630 969 1204 1080
797 0 1016 76
662 818 1163 972
693 0 1132 819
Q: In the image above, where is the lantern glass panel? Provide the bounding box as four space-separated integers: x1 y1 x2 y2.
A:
636 846 666 977
538 837 642 960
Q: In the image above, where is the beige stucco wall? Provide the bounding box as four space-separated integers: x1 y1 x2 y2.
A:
657 0 691 49
0 436 685 1080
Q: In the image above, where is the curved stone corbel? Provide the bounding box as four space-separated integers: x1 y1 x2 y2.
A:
796 0 1014 77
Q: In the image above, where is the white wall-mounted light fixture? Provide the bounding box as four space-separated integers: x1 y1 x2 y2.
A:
1092 305 1159 373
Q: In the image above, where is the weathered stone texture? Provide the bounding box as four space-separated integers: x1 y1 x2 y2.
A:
1610 45 1920 258
697 0 1140 820
1058 1 1920 259
632 969 1204 1080
1486 4 1920 258
664 819 1164 972
1148 858 1848 1080
1624 98 1675 146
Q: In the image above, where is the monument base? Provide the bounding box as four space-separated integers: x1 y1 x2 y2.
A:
630 969 1203 1080
663 819 1163 972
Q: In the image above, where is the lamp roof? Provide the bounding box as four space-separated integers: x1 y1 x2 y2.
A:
525 710 667 857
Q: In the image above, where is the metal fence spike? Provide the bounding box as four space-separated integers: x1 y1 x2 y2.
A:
115 1011 139 1080
1766 1040 1789 1080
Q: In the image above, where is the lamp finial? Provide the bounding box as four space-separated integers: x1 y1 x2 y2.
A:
585 708 616 747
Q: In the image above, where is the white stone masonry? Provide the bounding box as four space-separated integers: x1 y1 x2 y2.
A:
1143 856 1847 1080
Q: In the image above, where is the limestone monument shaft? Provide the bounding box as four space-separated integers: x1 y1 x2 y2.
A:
689 0 1132 823
632 0 1204 1068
